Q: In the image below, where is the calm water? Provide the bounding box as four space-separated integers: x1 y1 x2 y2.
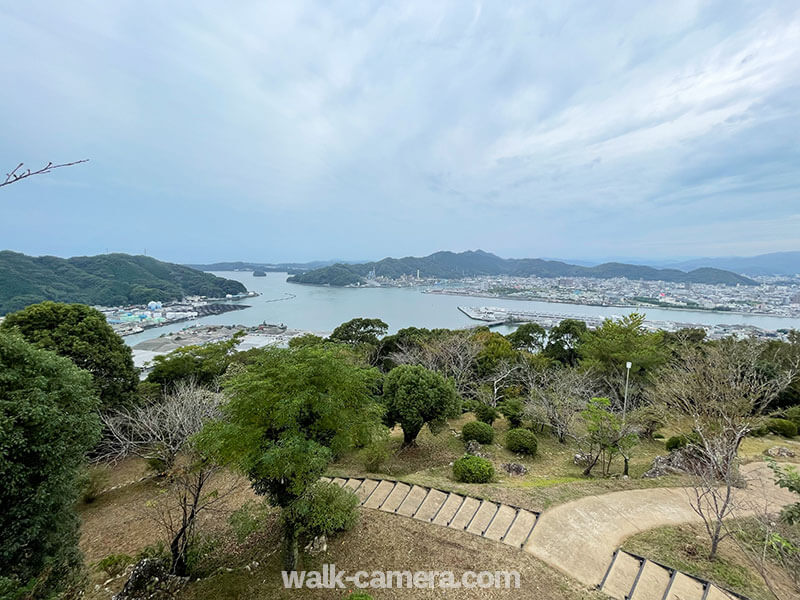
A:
124 272 800 346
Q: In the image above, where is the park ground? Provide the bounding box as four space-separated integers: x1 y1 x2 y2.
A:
79 414 800 599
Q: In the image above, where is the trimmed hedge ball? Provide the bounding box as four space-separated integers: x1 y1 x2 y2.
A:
462 421 495 445
505 428 538 456
453 455 494 483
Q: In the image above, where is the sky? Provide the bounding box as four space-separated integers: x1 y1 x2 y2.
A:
1 1 799 264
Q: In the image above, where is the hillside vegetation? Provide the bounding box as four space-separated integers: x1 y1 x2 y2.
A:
287 249 757 286
0 251 247 314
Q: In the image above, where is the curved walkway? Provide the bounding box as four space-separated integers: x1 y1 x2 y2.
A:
323 461 796 600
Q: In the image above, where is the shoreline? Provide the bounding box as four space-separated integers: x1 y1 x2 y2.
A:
284 280 797 321
423 289 798 321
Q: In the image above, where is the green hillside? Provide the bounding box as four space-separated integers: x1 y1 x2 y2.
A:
287 250 757 287
0 251 248 314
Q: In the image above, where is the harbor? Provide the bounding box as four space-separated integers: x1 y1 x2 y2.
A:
457 305 790 340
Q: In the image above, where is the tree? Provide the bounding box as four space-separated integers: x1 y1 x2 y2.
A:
147 332 243 390
524 366 597 443
506 322 547 353
578 397 637 477
0 331 101 597
197 346 383 571
96 380 233 575
473 330 517 377
1 301 138 409
98 380 222 472
543 319 587 366
383 364 460 446
649 338 797 559
389 329 482 398
1 159 88 189
329 318 388 346
580 313 666 408
288 333 325 348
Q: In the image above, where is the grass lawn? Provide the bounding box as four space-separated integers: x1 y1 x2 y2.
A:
622 521 798 600
329 413 688 511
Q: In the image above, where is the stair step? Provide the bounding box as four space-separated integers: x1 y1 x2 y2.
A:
431 494 465 526
629 561 671 600
362 480 396 509
705 585 739 600
665 572 705 600
466 501 499 535
503 510 538 548
483 505 518 541
343 478 362 492
380 482 411 512
602 552 642 600
331 477 347 487
412 489 447 521
396 485 428 516
448 497 482 530
355 479 379 503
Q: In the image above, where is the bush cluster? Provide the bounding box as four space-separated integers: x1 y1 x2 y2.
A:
665 433 700 451
499 398 525 428
462 421 494 445
452 455 494 483
505 428 538 456
474 403 500 425
782 405 800 428
767 418 798 438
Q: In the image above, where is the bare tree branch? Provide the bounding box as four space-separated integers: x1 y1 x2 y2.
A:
1 159 88 188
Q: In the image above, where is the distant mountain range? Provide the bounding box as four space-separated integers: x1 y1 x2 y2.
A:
285 250 757 287
551 251 800 277
185 259 367 273
0 251 247 315
664 252 800 277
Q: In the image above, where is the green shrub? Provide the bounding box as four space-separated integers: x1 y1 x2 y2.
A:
767 418 798 438
474 403 500 425
505 428 538 456
361 430 391 472
228 500 272 543
783 406 800 428
80 464 110 504
749 425 769 437
453 455 494 483
499 398 525 428
461 398 478 414
135 541 170 562
653 433 665 440
95 553 133 578
665 433 700 451
462 421 494 445
281 481 360 544
347 593 374 600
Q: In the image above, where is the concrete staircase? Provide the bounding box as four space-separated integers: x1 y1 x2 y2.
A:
322 476 754 600
321 476 540 549
598 549 746 600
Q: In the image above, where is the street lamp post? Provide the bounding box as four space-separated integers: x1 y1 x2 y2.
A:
622 361 632 424
622 360 632 477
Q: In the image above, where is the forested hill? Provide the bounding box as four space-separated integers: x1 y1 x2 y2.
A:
0 251 247 314
286 250 758 287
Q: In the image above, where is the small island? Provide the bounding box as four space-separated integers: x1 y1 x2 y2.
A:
253 270 266 277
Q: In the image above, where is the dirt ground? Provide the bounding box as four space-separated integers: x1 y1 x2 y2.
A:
79 468 606 600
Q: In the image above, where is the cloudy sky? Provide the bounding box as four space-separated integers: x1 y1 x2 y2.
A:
2 1 799 264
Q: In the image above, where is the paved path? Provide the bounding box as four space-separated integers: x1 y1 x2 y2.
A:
323 462 797 600
526 462 795 589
